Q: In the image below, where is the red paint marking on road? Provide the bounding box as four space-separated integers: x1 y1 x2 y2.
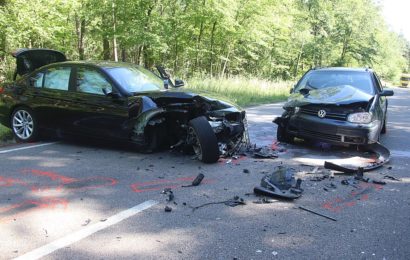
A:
21 169 76 184
322 183 383 212
131 176 214 193
0 176 28 187
218 155 247 165
271 141 279 150
0 197 68 223
20 169 118 192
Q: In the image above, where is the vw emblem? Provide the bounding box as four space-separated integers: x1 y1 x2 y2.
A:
317 110 326 118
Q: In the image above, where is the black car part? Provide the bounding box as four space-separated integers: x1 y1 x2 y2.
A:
324 142 390 173
254 166 303 200
298 206 337 221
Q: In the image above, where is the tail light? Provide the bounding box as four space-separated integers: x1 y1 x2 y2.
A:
0 86 4 94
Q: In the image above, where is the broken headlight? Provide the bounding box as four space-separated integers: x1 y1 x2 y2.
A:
347 112 372 124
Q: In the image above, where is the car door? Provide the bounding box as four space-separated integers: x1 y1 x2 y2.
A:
66 66 130 139
26 65 74 130
373 73 387 123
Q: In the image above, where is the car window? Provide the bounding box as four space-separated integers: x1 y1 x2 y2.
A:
77 68 112 95
296 70 374 95
105 66 163 93
30 71 44 88
43 67 71 91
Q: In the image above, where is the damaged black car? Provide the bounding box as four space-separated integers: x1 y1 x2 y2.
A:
274 67 394 145
0 49 248 163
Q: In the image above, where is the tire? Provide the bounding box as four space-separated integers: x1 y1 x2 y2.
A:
10 107 38 142
276 124 293 143
187 116 220 163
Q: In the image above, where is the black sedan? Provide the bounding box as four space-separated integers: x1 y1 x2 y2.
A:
0 49 248 163
274 67 394 145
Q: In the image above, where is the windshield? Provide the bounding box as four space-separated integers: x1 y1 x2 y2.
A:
106 66 163 93
296 70 374 95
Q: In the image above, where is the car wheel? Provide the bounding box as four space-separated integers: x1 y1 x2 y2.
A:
11 107 38 142
276 124 293 143
187 116 220 163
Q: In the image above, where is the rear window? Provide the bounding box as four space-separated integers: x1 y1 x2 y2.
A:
401 77 410 81
296 70 375 95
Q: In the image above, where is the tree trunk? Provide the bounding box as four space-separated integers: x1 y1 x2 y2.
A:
75 15 86 60
112 1 118 62
121 48 126 62
102 37 110 60
209 21 217 76
294 40 304 77
0 0 5 62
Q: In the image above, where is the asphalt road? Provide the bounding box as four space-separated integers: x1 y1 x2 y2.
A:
0 88 409 260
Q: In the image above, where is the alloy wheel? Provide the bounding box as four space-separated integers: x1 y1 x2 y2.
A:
12 110 34 140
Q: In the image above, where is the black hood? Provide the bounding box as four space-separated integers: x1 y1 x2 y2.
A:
285 85 373 108
12 49 67 79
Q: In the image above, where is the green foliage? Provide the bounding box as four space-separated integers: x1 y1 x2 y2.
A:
0 0 409 83
0 124 12 141
186 77 291 107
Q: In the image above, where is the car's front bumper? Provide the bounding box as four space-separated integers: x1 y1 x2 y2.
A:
286 113 380 145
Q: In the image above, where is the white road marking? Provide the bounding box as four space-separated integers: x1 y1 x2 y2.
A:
0 142 58 154
14 200 158 260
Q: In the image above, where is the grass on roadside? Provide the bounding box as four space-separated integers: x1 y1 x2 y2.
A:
0 124 12 142
185 77 291 107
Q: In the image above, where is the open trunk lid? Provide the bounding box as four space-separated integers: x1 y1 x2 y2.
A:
12 48 66 80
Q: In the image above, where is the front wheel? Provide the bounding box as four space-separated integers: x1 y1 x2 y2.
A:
187 116 220 163
11 107 38 142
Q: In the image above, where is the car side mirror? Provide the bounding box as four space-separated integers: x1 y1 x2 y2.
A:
380 89 394 96
174 79 184 88
103 88 120 98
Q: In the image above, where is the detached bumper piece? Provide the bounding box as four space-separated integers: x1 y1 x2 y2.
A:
324 142 391 173
254 166 303 200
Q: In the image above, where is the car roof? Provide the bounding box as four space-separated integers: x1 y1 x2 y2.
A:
312 67 373 73
50 60 138 69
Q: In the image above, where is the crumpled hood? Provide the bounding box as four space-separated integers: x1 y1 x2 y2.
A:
284 85 373 108
128 88 242 116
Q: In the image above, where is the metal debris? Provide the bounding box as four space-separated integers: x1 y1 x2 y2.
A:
383 175 401 181
190 196 246 211
324 143 391 173
298 206 337 221
161 188 174 201
182 174 205 187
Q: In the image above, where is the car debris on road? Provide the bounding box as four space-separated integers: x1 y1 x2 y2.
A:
254 166 303 200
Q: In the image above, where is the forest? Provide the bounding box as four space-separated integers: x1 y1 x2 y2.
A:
0 0 409 82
